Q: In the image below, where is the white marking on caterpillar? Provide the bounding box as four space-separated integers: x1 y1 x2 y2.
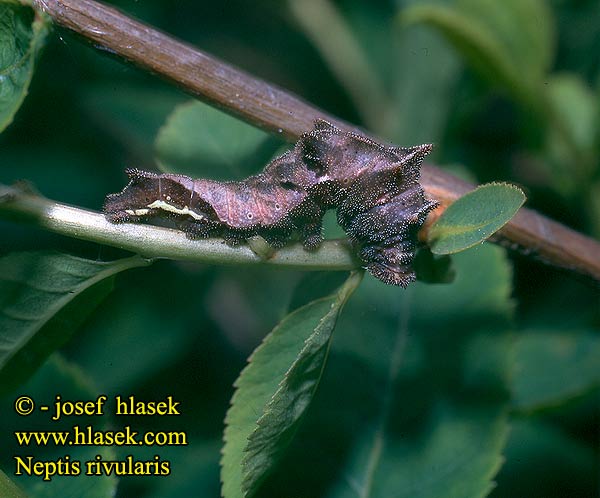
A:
146 200 206 221
125 208 150 216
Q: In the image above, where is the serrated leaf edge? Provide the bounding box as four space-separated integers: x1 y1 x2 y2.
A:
220 271 363 498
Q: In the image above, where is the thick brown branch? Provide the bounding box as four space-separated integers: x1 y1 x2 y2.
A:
29 0 600 282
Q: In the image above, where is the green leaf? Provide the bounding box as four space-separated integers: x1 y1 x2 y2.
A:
287 271 349 312
492 420 598 498
0 468 27 498
326 1 462 143
0 355 117 498
288 0 390 132
401 0 554 106
0 252 150 393
0 2 49 132
428 182 526 254
221 271 363 498
154 100 283 179
327 406 508 498
259 244 513 498
82 84 184 161
546 75 599 155
590 180 600 238
543 74 599 194
388 22 462 145
512 329 600 412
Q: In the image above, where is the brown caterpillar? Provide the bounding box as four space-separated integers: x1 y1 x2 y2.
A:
104 120 438 287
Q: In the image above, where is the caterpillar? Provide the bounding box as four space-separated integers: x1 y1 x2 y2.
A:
104 119 438 287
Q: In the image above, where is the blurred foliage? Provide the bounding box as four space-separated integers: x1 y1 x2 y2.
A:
0 0 598 497
155 101 283 179
0 356 118 497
